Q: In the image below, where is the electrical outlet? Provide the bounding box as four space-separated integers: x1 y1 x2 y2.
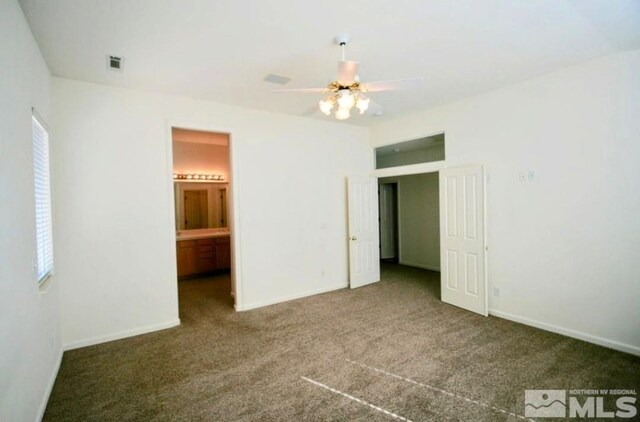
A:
493 287 500 297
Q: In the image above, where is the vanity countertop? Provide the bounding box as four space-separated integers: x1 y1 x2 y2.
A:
176 228 230 241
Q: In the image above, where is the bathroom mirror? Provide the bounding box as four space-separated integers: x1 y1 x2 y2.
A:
175 182 228 230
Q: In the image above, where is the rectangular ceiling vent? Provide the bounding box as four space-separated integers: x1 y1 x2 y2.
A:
263 74 291 85
107 55 123 71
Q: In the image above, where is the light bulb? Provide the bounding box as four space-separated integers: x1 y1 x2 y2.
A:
337 91 355 110
356 96 370 114
335 108 350 120
319 98 334 115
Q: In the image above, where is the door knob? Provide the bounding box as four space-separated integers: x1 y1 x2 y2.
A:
350 236 357 241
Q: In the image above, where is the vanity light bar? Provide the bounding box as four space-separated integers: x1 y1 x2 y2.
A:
173 173 224 181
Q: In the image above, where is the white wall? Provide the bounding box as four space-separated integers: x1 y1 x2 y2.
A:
172 141 230 180
52 78 371 348
371 50 640 355
0 0 61 420
397 173 440 271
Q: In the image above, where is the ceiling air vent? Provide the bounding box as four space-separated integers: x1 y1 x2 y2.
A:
107 55 123 71
263 74 291 85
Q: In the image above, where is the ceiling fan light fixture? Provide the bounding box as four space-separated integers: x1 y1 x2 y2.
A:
273 34 422 121
337 90 355 109
319 98 334 115
335 108 350 120
356 96 370 114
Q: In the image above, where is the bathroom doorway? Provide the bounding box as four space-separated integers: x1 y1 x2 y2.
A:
170 126 238 314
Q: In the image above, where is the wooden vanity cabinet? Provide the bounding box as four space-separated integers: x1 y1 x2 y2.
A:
177 240 198 277
177 236 230 278
197 238 217 273
214 236 231 269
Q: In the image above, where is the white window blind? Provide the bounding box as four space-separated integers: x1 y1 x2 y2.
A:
32 112 54 283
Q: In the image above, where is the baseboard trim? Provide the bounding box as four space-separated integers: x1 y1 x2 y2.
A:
237 283 348 311
489 309 640 357
399 260 441 272
63 319 181 351
35 347 63 422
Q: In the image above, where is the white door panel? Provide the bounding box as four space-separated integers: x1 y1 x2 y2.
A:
440 165 487 315
348 176 380 288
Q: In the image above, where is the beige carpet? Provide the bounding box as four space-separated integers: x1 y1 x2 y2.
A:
44 264 639 421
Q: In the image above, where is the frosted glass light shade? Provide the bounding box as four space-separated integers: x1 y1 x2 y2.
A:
337 91 355 109
335 108 350 120
356 96 370 114
319 99 334 115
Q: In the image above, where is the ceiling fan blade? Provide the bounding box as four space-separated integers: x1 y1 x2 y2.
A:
272 87 328 94
361 77 423 93
337 60 359 85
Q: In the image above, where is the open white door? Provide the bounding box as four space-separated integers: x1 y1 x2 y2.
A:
348 176 380 288
439 165 487 316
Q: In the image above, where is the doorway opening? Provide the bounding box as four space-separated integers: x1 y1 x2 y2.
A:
378 172 441 297
378 182 399 262
171 127 235 314
347 131 488 315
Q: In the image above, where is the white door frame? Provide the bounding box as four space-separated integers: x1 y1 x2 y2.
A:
371 160 488 315
164 119 244 311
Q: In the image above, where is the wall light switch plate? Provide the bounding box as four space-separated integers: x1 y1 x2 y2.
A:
527 171 535 182
518 172 526 182
493 287 500 297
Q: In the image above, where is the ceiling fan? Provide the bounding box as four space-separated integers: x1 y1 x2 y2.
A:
273 34 423 120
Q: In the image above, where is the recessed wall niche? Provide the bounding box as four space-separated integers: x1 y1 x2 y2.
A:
375 133 445 169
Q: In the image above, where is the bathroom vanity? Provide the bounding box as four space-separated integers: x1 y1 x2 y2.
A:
176 228 231 278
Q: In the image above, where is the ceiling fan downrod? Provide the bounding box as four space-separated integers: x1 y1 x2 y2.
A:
335 33 351 61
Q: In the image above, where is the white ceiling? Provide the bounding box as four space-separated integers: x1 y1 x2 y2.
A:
18 0 640 126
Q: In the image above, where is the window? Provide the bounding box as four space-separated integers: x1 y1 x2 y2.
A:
32 111 54 283
375 133 445 169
